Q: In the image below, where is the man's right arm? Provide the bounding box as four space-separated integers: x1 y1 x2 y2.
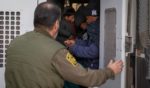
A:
51 49 123 87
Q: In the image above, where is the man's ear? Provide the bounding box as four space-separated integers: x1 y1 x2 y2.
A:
48 20 59 38
53 20 59 32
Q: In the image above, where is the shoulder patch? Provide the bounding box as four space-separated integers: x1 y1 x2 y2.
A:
66 52 77 67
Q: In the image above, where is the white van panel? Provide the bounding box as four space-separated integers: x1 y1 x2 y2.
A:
99 0 128 88
0 0 46 88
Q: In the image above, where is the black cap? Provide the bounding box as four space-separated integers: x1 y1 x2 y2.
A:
84 5 99 16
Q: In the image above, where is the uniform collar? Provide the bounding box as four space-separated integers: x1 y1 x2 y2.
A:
34 25 53 38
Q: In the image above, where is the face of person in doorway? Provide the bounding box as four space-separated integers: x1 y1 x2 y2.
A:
65 15 75 23
86 16 97 24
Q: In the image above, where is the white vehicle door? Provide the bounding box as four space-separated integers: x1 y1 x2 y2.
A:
99 0 128 88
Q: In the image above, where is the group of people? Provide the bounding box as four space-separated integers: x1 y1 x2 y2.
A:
56 3 100 88
5 2 123 88
57 4 100 69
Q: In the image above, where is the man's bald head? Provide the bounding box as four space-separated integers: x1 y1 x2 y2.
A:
34 2 61 29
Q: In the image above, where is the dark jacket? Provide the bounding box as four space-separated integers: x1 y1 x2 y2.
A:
69 20 100 69
74 5 87 38
5 27 65 88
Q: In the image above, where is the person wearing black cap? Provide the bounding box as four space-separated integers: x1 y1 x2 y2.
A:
56 7 76 46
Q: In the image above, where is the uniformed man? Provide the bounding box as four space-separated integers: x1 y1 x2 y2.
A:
5 2 123 88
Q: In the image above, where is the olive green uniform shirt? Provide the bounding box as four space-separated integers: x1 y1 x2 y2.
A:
5 26 114 88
